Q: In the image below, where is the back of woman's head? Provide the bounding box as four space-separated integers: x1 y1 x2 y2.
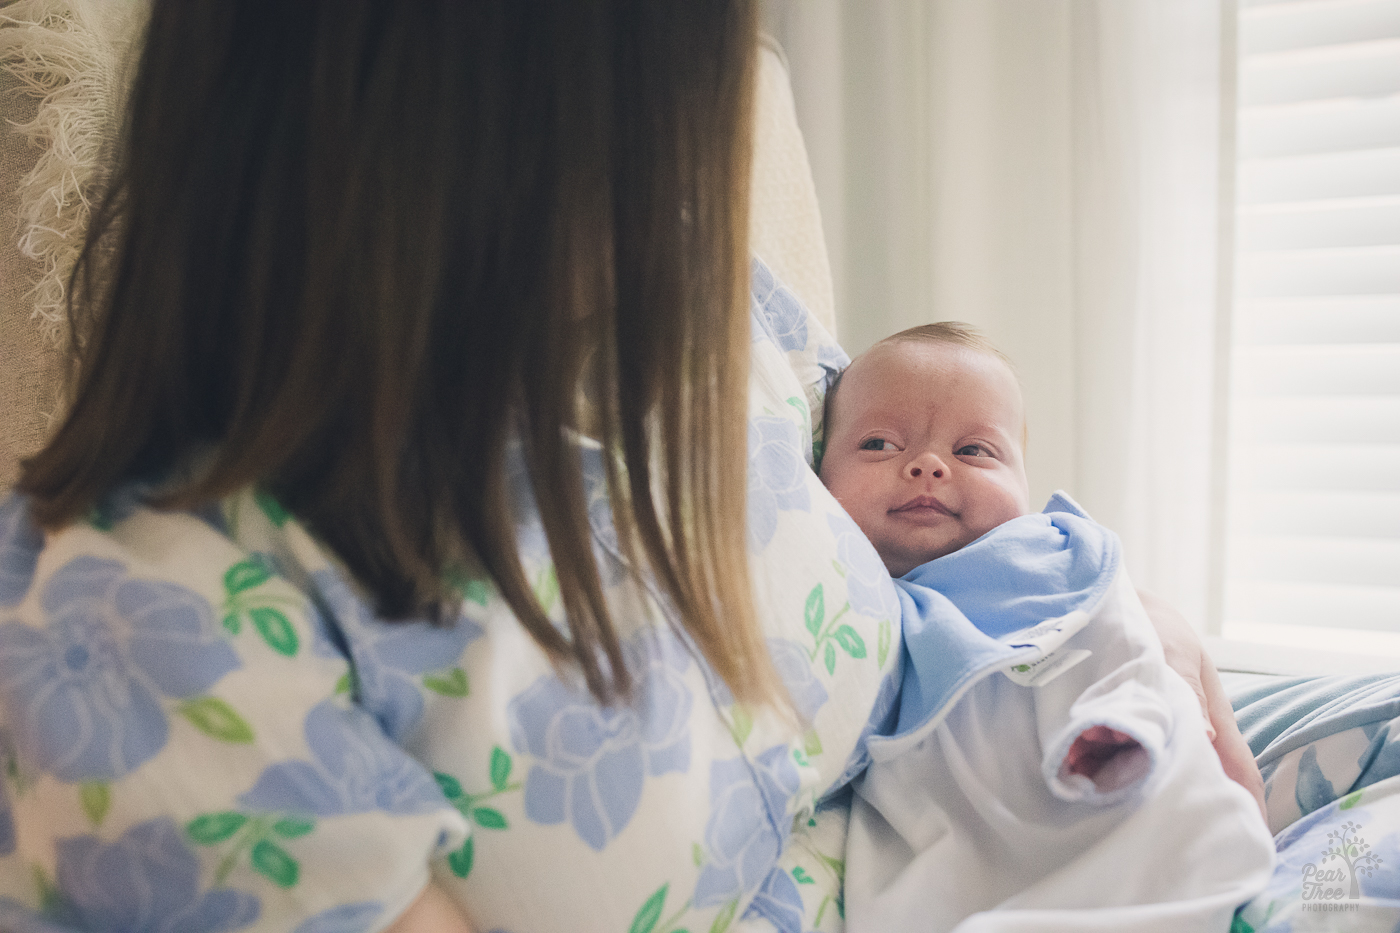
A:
22 0 779 707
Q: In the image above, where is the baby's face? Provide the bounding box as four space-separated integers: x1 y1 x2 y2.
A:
819 340 1030 577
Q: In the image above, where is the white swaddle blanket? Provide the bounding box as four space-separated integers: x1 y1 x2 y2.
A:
845 493 1275 932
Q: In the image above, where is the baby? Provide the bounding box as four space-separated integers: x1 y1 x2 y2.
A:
819 323 1275 932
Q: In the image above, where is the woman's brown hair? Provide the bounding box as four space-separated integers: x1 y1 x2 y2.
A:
20 0 780 707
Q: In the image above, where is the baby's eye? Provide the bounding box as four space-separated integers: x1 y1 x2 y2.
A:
860 438 895 452
956 444 991 458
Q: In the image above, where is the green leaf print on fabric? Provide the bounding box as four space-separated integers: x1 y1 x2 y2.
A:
877 619 892 669
1339 790 1364 809
535 565 559 615
187 812 248 844
254 490 291 527
833 625 866 659
490 746 512 790
804 585 824 638
334 670 357 696
729 705 754 749
80 782 110 827
631 884 669 933
435 745 523 879
707 898 738 933
445 567 492 608
224 560 272 596
186 811 313 889
471 807 507 829
249 608 296 656
447 836 474 879
434 772 464 799
464 580 489 606
271 817 314 839
803 583 869 677
789 839 846 931
220 556 301 656
422 667 469 698
178 697 255 744
250 839 298 887
1230 915 1254 933
625 880 716 933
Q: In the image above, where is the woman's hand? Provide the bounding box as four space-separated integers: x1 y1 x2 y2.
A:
1137 589 1267 819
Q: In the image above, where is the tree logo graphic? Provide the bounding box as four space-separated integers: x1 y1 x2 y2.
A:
1301 820 1384 902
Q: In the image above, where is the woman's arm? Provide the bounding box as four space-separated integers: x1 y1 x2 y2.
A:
385 883 475 933
1137 589 1267 818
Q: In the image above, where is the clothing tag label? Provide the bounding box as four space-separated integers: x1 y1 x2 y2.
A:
1004 648 1092 687
1002 611 1092 687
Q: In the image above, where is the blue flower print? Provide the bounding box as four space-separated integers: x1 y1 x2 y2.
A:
769 639 828 723
508 629 693 851
749 259 809 353
56 818 259 933
310 569 480 743
748 417 811 551
239 700 448 816
826 511 899 623
292 902 383 933
741 866 805 933
0 495 41 607
0 557 240 782
693 745 801 908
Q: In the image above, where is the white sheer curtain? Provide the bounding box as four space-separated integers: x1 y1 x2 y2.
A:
760 0 1230 630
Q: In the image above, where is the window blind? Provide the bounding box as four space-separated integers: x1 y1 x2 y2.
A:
1225 0 1400 644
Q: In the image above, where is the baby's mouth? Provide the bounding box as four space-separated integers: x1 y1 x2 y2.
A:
890 495 954 517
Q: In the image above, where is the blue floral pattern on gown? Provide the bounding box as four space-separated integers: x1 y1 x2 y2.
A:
308 569 480 743
508 629 693 851
56 818 260 933
239 700 449 816
694 746 801 908
0 556 240 782
748 416 812 550
742 865 806 933
290 901 383 933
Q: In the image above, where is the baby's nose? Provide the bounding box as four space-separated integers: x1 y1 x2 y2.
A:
906 451 946 480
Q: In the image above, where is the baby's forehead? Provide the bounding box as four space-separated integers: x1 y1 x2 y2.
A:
830 339 1025 431
852 339 1019 398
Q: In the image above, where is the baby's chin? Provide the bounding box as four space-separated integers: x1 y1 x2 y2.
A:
881 543 960 578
